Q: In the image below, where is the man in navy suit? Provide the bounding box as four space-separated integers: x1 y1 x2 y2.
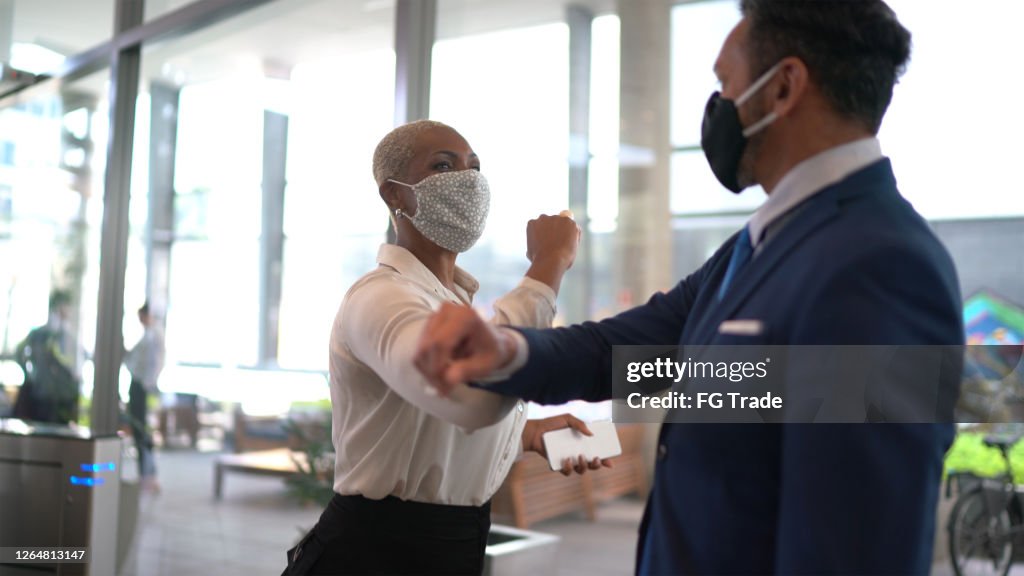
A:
415 0 962 573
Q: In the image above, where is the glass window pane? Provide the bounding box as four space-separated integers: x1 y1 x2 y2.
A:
159 78 263 368
284 50 395 240
7 1 115 74
278 235 381 369
671 217 743 283
433 2 611 421
588 156 619 234
0 69 110 425
880 0 1024 219
670 150 762 215
670 0 740 148
132 0 395 378
431 16 570 308
277 49 395 370
589 14 620 234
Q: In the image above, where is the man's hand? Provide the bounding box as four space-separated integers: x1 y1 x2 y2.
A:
522 414 614 476
525 212 581 294
414 302 518 396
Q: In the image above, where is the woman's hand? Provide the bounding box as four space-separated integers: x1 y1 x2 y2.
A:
522 414 614 476
526 212 580 267
524 213 581 295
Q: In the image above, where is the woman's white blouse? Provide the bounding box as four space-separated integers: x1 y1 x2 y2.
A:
329 244 557 506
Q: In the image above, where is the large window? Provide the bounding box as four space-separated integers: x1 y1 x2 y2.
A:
5 0 115 75
586 13 623 320
129 0 396 389
666 0 1024 301
278 49 396 370
880 0 1024 220
431 18 571 317
669 0 1024 221
431 2 620 421
0 69 111 422
669 1 755 216
166 78 264 367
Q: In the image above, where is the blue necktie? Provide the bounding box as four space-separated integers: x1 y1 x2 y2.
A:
718 225 753 300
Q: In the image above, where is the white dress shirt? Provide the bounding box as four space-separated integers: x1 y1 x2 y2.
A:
124 325 166 393
747 137 883 249
330 244 558 506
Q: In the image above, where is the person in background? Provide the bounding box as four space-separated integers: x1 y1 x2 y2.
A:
282 120 610 576
13 289 81 424
124 301 166 493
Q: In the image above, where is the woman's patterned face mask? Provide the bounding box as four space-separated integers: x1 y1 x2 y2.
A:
389 170 490 253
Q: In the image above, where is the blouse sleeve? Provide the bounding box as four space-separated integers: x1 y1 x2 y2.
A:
490 276 557 329
339 274 518 431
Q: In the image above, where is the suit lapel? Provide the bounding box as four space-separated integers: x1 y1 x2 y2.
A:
689 188 841 343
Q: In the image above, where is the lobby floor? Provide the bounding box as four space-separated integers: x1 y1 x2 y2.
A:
117 449 992 576
117 449 644 576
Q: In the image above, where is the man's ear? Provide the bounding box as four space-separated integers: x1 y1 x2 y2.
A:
772 56 809 118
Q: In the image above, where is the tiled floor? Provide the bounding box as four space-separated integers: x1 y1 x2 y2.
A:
119 449 997 576
117 450 644 576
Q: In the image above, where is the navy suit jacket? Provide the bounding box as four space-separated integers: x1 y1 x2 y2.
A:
482 159 963 574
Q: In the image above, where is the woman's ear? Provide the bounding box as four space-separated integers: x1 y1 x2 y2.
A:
379 181 398 211
382 179 418 217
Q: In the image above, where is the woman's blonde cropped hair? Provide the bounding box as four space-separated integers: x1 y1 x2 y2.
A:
372 120 453 187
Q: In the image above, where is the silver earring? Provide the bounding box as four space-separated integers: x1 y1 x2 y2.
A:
394 208 404 219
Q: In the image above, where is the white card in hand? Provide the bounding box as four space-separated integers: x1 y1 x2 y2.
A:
541 420 622 471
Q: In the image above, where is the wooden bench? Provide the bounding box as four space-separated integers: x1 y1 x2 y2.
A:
213 448 307 500
232 406 331 453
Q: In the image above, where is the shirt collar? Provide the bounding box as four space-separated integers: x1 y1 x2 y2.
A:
747 137 883 247
376 244 480 300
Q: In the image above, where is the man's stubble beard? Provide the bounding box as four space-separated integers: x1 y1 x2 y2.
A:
741 127 765 188
736 98 769 191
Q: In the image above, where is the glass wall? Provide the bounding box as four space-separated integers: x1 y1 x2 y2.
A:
278 45 396 370
667 0 1024 304
126 0 396 411
0 69 110 423
432 0 621 421
881 0 1024 220
586 13 622 320
431 1 624 324
670 0 756 216
431 12 570 320
3 0 115 74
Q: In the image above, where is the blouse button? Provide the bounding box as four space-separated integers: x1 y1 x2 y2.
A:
517 402 524 413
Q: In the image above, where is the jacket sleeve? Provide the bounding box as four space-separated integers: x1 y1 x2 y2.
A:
475 260 713 405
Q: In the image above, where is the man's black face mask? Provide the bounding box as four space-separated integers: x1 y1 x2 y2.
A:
701 61 783 193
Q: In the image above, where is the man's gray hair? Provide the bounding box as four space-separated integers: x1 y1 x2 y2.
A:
372 120 453 186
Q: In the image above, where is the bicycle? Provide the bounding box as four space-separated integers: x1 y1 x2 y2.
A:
948 433 1024 576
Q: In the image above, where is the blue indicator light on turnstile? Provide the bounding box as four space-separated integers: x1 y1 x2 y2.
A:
70 476 106 487
80 462 116 473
